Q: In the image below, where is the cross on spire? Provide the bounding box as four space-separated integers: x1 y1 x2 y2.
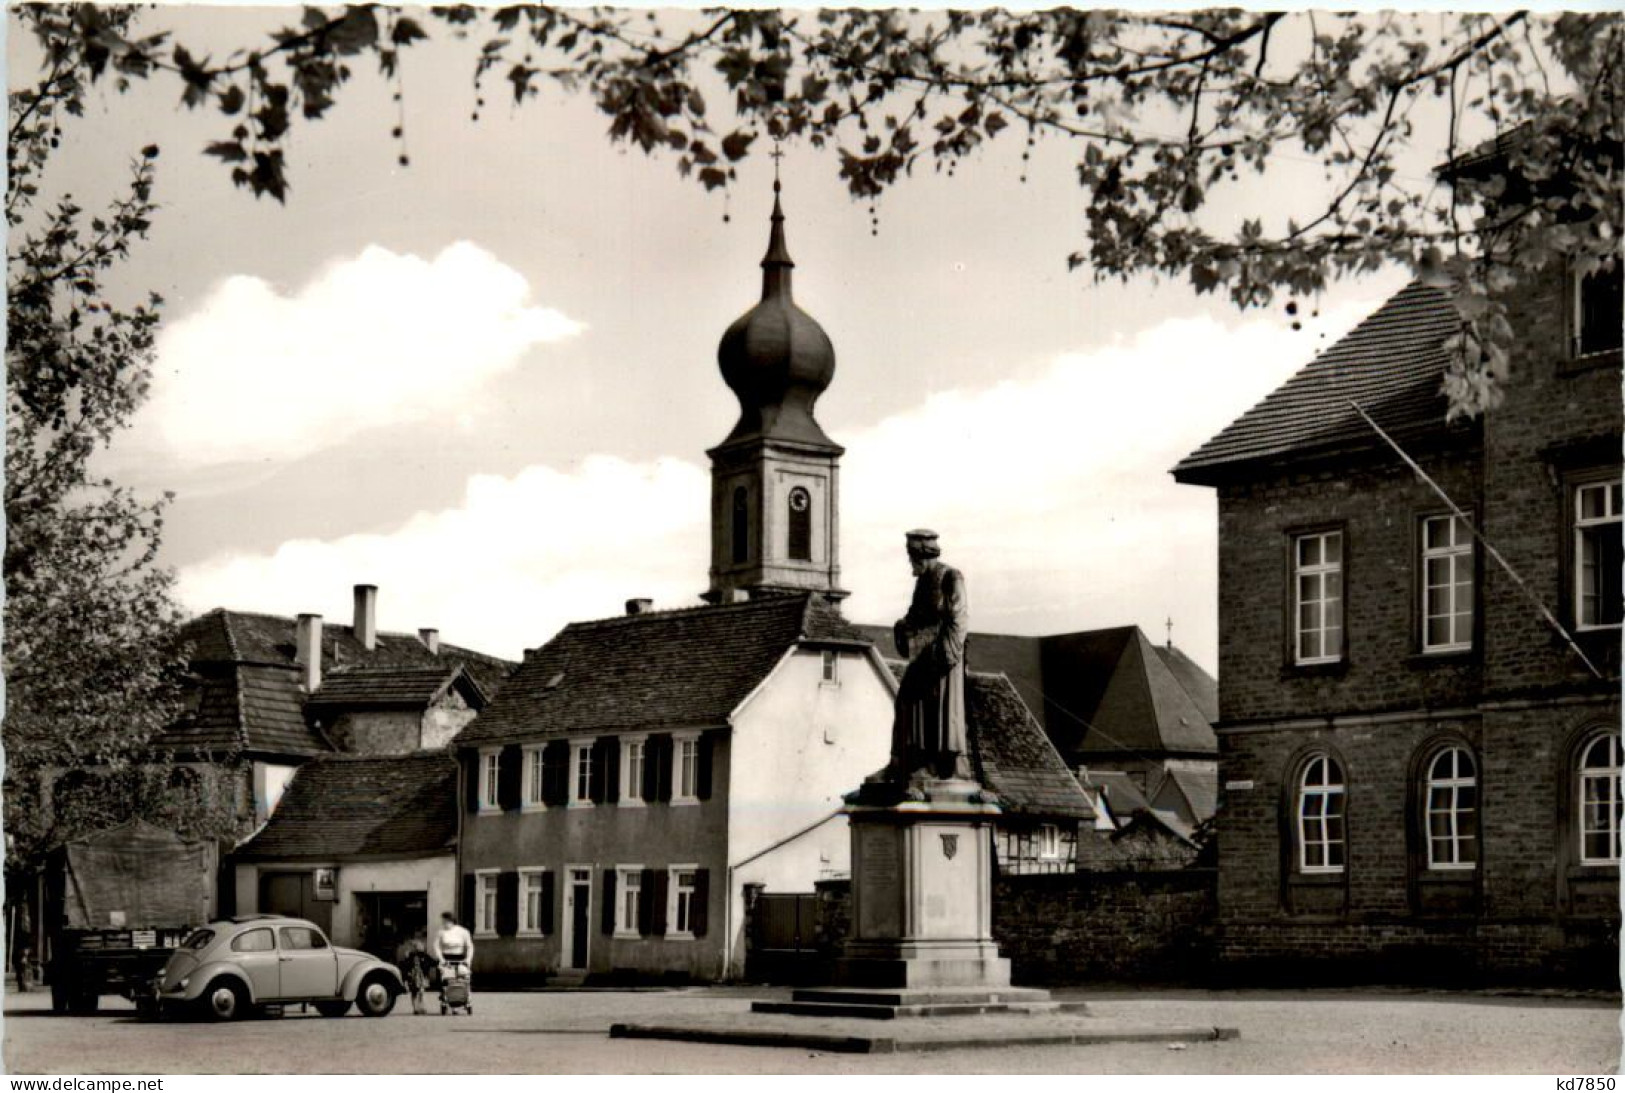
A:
769 139 785 191
1165 617 1173 649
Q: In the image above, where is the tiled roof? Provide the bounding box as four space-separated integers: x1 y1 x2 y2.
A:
234 752 457 861
309 664 481 709
1158 766 1218 824
158 609 515 759
151 665 326 758
966 673 1094 820
1172 282 1471 484
178 609 515 699
1079 768 1152 818
1079 629 1217 758
855 622 1218 763
454 593 866 746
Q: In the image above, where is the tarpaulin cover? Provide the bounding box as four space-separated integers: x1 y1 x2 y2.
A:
60 821 214 929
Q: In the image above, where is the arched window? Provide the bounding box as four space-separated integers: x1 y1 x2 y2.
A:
1297 754 1346 873
1424 746 1478 870
1579 732 1622 865
731 486 749 564
787 487 812 561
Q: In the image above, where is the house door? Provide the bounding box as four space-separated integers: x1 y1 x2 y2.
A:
564 868 591 971
354 892 427 961
259 871 332 936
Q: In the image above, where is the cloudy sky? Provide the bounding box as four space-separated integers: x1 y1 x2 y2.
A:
15 6 1419 675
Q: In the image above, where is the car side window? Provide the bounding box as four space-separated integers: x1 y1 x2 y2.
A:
231 928 274 953
277 926 328 950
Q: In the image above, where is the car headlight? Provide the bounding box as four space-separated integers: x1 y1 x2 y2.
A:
177 977 190 991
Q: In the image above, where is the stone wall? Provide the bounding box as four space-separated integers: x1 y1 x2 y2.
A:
808 870 1216 986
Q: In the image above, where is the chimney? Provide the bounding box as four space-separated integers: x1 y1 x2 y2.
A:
625 598 653 616
354 584 377 651
295 614 323 692
418 628 440 655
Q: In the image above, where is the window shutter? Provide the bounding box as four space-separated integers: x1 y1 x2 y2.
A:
461 873 476 925
463 751 481 814
690 869 709 937
542 741 569 806
540 871 556 935
601 870 617 935
604 738 621 804
498 744 522 810
696 733 715 801
496 871 519 937
649 869 669 937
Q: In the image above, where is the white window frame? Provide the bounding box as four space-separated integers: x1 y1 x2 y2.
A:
1420 514 1474 653
1037 823 1061 860
1574 479 1622 631
518 867 548 936
1297 755 1346 874
478 748 501 814
569 738 595 808
667 865 698 940
1293 530 1344 665
615 866 643 938
620 735 647 808
672 733 700 805
820 649 840 686
1579 733 1622 866
474 869 501 937
521 745 546 812
1424 746 1477 871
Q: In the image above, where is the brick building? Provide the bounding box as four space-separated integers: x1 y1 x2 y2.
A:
1173 259 1621 984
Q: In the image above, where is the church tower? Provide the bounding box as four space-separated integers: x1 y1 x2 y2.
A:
704 181 847 603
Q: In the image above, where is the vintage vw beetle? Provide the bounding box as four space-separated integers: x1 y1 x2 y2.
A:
155 915 402 1020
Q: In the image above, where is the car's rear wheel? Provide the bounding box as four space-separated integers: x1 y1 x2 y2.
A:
202 979 247 1022
355 976 396 1018
315 1000 350 1018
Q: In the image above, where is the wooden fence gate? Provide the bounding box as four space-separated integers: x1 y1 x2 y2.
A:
746 891 821 984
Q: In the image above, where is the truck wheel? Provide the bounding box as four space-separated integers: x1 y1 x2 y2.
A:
202 980 247 1022
315 1001 350 1018
70 987 100 1015
355 976 396 1018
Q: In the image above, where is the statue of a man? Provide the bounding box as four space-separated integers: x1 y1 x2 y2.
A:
888 529 972 782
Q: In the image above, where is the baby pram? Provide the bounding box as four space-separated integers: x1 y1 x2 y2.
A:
439 957 472 1016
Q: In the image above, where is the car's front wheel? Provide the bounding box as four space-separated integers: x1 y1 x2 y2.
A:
202 979 248 1022
355 976 397 1018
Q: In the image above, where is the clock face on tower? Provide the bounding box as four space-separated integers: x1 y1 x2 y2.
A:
789 489 810 513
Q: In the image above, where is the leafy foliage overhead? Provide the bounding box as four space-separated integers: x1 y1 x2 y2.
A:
11 6 1624 410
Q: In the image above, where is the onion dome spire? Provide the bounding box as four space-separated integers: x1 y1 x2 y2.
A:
716 175 838 451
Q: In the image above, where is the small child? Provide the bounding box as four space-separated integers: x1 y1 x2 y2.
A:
395 929 433 1015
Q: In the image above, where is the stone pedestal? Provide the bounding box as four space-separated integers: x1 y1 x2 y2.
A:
835 779 1009 990
755 778 1079 1019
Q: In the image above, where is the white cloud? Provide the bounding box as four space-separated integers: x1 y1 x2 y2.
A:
142 243 583 463
176 300 1383 673
175 456 709 657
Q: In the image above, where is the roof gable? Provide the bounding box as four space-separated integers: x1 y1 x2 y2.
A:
235 752 457 860
1083 630 1217 758
1172 282 1470 484
454 593 866 745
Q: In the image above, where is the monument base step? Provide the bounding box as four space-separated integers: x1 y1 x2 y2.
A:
750 985 1088 1020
